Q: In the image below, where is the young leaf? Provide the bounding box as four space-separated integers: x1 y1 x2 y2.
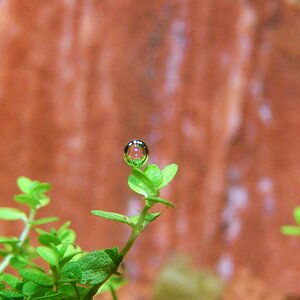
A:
128 174 151 196
0 236 19 244
145 196 175 208
19 268 54 287
131 168 155 190
38 234 61 247
14 194 36 208
280 225 300 236
36 247 59 266
91 210 131 226
30 217 59 226
17 177 33 194
144 165 163 187
32 183 51 194
0 208 26 221
22 280 43 297
159 164 178 189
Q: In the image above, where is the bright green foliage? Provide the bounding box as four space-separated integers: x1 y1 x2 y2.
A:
0 145 178 299
281 206 300 236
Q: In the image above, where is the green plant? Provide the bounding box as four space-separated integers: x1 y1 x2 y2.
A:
281 206 300 236
0 140 178 299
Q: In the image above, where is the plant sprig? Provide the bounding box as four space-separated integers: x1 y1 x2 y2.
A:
0 140 178 299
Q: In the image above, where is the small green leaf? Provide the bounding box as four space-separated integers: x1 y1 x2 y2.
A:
293 207 300 225
17 176 33 193
14 194 36 207
36 247 59 266
19 268 54 287
159 164 178 189
0 208 26 221
1 273 20 288
281 225 300 236
145 196 175 208
0 289 23 298
144 165 163 187
131 168 155 190
61 261 82 280
91 210 131 226
32 183 51 194
32 292 61 299
38 234 61 247
22 280 43 297
30 217 59 226
128 175 150 196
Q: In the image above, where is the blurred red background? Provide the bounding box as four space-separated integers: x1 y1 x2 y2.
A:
1 1 300 298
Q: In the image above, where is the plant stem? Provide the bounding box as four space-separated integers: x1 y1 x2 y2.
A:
0 209 36 273
120 203 150 258
72 282 81 300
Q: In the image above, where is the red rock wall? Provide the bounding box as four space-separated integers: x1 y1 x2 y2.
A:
0 0 300 297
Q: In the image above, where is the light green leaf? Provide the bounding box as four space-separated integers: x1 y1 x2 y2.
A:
131 168 155 191
0 208 26 221
61 261 82 280
91 210 131 226
1 273 20 288
145 196 175 208
32 183 51 194
36 247 59 266
14 194 36 208
281 225 300 236
294 207 300 225
0 236 19 244
17 177 32 194
159 164 178 189
38 234 61 247
19 268 54 287
30 217 59 226
128 174 151 196
144 164 163 187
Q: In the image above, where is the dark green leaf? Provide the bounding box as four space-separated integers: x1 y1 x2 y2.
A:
159 164 178 189
61 261 82 280
0 208 26 221
281 225 300 236
30 217 59 226
91 210 131 226
144 165 163 187
19 268 54 287
145 196 175 208
76 249 120 285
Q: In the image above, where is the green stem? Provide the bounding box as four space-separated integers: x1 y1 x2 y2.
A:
72 282 81 300
120 203 150 258
0 209 36 273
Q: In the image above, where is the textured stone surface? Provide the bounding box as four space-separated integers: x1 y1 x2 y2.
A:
0 0 300 298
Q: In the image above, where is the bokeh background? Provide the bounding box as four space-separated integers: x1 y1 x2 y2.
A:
1 0 300 299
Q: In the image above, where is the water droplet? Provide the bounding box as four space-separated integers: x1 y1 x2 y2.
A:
124 139 149 167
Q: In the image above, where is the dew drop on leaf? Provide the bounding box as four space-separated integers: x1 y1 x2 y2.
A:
124 139 149 167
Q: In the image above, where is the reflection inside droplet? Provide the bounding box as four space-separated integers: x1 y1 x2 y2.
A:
124 139 149 167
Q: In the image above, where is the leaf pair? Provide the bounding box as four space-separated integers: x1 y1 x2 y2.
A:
128 163 178 206
14 177 52 209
